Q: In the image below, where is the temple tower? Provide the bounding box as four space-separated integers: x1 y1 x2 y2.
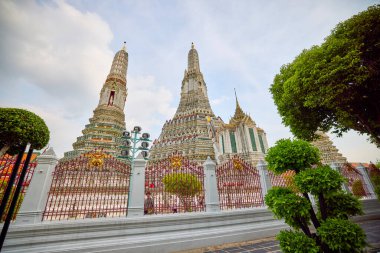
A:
149 43 222 163
311 131 347 165
64 43 129 159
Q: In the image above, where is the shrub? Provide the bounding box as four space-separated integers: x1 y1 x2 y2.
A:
318 218 366 252
319 191 363 219
277 230 320 253
352 180 366 197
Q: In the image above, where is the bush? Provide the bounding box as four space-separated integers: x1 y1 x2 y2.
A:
318 218 366 252
352 180 366 197
265 139 320 174
319 191 363 219
294 165 345 195
277 230 320 253
0 108 50 156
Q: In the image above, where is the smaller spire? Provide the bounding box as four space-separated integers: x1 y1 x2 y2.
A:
121 41 127 51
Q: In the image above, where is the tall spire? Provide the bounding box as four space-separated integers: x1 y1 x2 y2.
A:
187 42 200 72
64 44 129 160
233 89 245 121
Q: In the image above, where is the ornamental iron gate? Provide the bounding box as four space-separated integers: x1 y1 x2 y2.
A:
43 151 131 221
145 153 205 214
0 153 37 220
340 163 372 199
216 156 264 210
269 170 296 188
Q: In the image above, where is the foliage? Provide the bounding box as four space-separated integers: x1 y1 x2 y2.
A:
352 180 366 197
270 5 380 146
318 218 366 252
294 165 345 195
0 183 25 221
276 230 320 253
369 167 380 200
318 191 363 219
162 173 202 198
265 187 311 229
265 139 320 174
0 108 50 155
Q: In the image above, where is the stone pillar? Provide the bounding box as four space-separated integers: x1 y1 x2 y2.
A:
203 157 220 212
127 154 147 217
16 148 58 224
256 160 272 203
330 162 350 193
356 163 376 198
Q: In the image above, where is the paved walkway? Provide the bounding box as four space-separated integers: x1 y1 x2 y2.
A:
183 219 380 253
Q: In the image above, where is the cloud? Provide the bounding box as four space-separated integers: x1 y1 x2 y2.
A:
210 96 229 106
0 0 115 157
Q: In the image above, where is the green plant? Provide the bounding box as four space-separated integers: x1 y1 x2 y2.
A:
270 5 380 146
0 108 50 156
265 139 365 252
162 173 202 211
0 184 25 221
318 218 367 252
265 138 320 174
352 180 366 197
277 230 320 253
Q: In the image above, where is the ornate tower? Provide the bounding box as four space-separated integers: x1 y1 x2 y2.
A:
64 43 129 159
311 131 347 165
149 43 222 163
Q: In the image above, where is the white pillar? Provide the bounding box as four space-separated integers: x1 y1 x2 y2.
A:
356 163 376 198
203 157 220 212
127 154 147 217
330 162 350 193
16 147 58 224
256 160 272 204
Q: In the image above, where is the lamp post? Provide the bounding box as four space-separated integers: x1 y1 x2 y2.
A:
118 126 151 215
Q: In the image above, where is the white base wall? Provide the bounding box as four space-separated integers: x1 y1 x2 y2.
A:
4 199 379 253
4 207 287 253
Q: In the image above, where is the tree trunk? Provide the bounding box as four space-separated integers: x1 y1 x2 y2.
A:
318 193 328 221
0 145 10 158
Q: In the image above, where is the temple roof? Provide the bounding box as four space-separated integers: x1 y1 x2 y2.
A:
224 90 255 129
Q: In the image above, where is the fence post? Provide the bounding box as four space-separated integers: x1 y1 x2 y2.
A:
330 162 350 193
256 160 272 204
127 154 147 217
356 163 376 199
203 157 220 212
16 148 58 224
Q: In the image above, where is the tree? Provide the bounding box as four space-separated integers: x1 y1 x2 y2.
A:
162 172 202 211
0 108 50 156
265 139 366 252
270 5 380 146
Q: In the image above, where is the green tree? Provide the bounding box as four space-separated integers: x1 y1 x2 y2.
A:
265 139 366 252
162 173 202 211
270 5 380 146
0 108 50 156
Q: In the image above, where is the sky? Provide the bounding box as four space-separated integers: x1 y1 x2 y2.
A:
0 0 379 163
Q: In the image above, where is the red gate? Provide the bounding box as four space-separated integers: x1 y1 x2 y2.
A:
43 151 131 221
145 153 205 214
0 153 37 220
216 156 264 210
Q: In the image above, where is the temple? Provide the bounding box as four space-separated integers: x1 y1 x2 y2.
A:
311 131 347 165
63 43 129 159
212 91 268 165
149 43 268 165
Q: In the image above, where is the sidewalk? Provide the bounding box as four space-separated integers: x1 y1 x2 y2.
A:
179 219 380 253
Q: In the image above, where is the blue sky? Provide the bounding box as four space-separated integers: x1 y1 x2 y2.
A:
0 0 379 162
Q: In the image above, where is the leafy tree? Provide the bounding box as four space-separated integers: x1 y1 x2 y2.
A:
368 163 380 200
162 173 202 211
270 5 380 146
0 108 50 156
265 138 366 252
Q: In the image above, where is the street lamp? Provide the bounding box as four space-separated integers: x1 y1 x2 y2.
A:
119 126 151 162
118 126 151 216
